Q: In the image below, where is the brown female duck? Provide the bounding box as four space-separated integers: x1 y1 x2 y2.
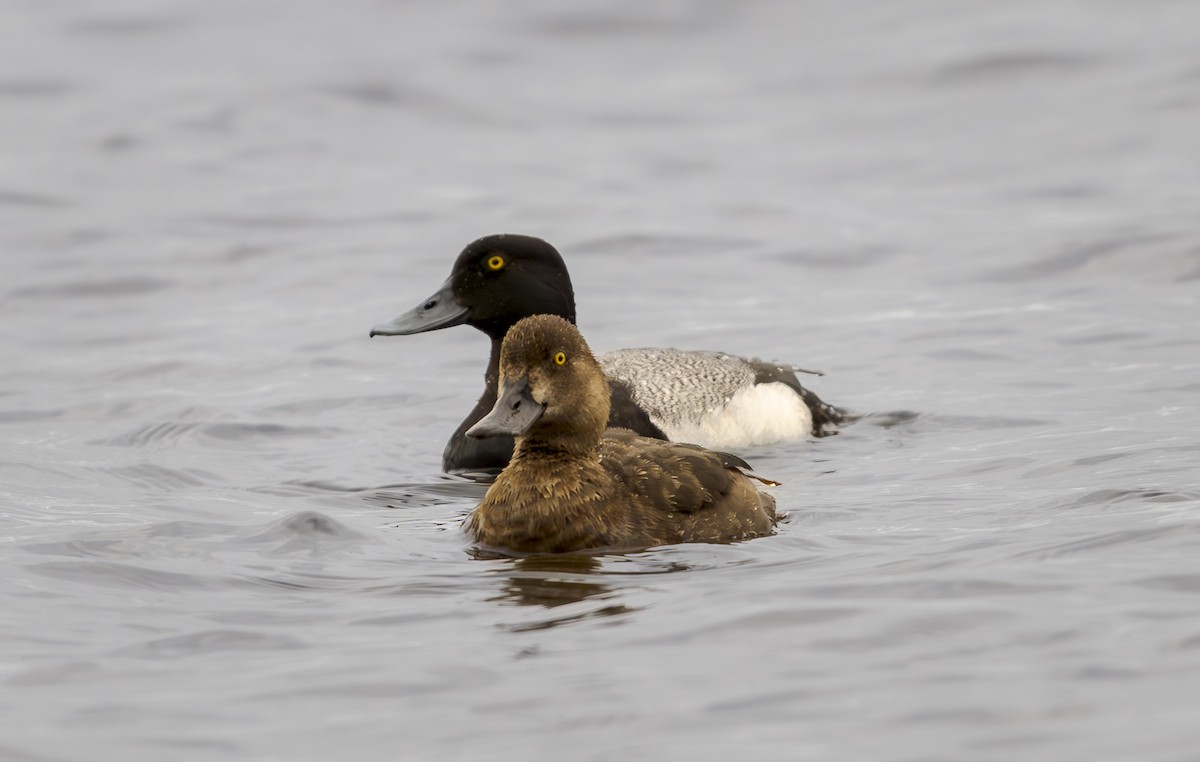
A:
464 314 778 553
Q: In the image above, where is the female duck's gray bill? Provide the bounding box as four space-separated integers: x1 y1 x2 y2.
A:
466 377 545 439
369 277 467 336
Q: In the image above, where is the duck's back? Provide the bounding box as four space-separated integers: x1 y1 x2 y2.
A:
600 348 842 448
597 428 777 545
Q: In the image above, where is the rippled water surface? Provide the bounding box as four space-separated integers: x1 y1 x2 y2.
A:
3 1 1200 759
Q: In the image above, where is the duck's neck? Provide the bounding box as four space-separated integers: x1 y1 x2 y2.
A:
442 337 512 474
511 438 596 466
483 335 502 400
511 412 607 463
460 335 505 432
496 439 609 509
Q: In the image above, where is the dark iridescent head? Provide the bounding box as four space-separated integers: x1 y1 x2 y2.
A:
370 234 576 341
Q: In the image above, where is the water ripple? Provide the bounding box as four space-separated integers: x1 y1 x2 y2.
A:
0 188 73 207
986 234 1176 282
120 629 306 659
931 50 1102 84
1016 524 1200 561
238 511 374 556
198 422 340 442
27 561 221 592
103 421 202 448
11 277 171 299
1135 575 1200 594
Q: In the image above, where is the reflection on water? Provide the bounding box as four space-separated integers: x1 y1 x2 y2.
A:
490 555 638 632
493 554 611 608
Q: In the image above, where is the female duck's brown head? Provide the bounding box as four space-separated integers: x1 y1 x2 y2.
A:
466 314 611 455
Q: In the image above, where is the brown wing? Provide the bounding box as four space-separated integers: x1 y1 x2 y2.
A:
598 428 751 514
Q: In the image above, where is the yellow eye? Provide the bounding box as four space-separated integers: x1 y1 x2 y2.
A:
486 254 505 271
553 351 567 366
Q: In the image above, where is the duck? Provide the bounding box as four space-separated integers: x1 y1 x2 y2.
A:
370 233 847 475
463 314 778 553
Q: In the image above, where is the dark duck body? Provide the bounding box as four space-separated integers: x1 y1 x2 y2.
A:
463 314 778 553
371 233 846 476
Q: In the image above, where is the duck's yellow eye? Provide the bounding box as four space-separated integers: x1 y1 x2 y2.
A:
553 351 567 366
486 254 505 271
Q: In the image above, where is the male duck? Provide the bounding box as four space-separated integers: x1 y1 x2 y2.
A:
464 314 778 553
371 234 847 475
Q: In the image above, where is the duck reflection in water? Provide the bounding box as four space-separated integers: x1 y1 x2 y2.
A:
479 553 615 611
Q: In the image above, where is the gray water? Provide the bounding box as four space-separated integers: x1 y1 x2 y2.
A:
3 0 1200 759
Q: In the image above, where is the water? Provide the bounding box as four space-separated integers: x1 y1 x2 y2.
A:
3 0 1199 759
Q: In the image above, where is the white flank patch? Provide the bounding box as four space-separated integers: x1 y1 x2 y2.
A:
655 382 813 450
